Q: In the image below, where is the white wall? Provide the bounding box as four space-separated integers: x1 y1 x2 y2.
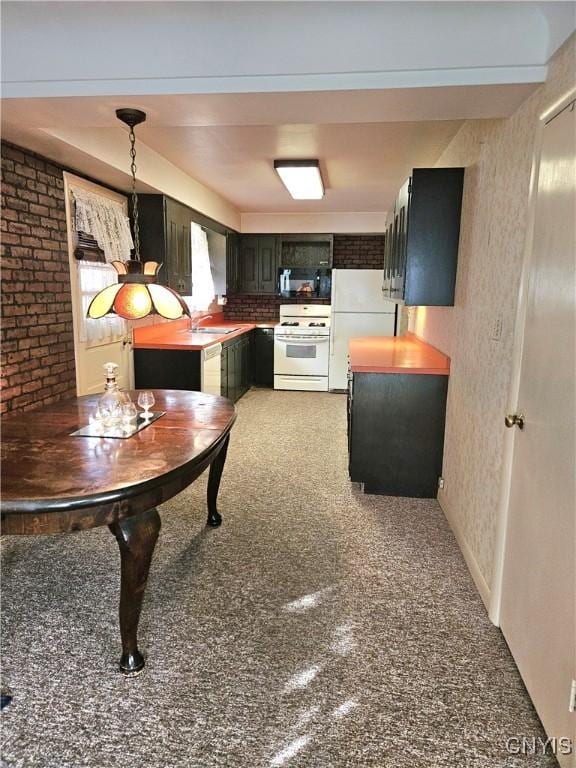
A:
407 34 576 607
47 127 241 231
241 212 388 234
3 2 574 98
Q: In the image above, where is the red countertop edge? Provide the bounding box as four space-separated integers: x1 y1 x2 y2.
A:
349 332 450 376
133 317 276 351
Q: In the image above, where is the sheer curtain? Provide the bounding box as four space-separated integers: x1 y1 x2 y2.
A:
72 188 132 346
73 188 133 263
78 262 126 345
190 223 215 311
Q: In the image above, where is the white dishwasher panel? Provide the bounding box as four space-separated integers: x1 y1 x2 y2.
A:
201 343 222 395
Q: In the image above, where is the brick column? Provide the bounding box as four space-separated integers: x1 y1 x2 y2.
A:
1 142 77 413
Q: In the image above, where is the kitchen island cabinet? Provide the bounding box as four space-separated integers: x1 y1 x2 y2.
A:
134 340 252 404
347 334 450 498
135 347 201 392
133 319 255 403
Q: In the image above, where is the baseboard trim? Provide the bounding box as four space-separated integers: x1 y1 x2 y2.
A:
438 494 492 614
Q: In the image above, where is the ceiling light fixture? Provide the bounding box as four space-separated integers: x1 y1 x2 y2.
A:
274 160 324 200
87 108 190 321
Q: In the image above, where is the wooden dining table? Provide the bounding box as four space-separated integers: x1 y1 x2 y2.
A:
1 389 236 676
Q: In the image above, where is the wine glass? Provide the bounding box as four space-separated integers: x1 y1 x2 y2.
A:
137 391 155 420
121 401 138 424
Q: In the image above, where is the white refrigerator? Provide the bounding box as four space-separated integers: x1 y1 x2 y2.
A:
329 269 397 390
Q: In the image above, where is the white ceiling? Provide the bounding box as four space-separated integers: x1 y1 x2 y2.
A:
2 2 574 97
1 85 536 216
141 121 464 213
1 2 574 227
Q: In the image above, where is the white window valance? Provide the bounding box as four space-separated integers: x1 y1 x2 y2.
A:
73 188 134 263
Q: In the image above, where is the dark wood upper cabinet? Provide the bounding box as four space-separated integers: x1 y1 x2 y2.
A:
236 235 279 294
226 232 240 294
136 194 232 297
382 168 464 306
232 234 333 295
239 236 260 293
279 234 333 268
258 236 279 293
165 198 192 295
135 195 192 295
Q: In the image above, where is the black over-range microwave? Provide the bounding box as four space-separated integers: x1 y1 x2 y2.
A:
278 268 332 299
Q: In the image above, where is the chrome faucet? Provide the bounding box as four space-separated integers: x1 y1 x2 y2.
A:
191 314 213 332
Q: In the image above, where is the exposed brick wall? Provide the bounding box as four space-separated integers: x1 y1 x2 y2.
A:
332 234 384 269
223 295 330 323
1 142 76 414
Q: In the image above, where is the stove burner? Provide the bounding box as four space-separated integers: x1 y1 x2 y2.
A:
309 322 326 327
281 321 299 326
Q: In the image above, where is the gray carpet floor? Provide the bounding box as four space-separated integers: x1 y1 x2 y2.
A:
1 389 554 768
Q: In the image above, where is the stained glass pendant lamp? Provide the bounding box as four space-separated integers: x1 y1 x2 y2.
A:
87 108 191 321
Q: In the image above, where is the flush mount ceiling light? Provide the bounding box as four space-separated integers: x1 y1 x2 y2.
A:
274 160 324 200
87 108 190 321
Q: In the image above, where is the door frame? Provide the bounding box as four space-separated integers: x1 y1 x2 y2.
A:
63 171 134 395
489 85 576 625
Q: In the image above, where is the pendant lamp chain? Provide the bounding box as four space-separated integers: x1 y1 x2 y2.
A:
128 124 140 260
87 107 191 321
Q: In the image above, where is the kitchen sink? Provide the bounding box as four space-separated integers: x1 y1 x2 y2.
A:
182 327 241 335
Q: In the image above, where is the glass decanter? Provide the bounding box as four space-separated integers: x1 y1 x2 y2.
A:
97 362 128 428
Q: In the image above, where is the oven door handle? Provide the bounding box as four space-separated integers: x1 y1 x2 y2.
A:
275 335 329 343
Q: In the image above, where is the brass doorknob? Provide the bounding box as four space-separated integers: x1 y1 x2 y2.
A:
505 413 524 430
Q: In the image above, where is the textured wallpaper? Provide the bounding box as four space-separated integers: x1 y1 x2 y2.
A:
408 34 576 592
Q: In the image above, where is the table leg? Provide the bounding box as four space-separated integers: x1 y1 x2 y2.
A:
109 507 161 676
1 689 13 710
207 434 230 527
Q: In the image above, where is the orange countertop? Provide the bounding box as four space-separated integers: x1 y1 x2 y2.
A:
133 317 274 351
349 333 450 375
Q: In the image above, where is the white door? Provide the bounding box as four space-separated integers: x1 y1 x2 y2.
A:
329 312 396 390
64 173 134 395
500 101 575 765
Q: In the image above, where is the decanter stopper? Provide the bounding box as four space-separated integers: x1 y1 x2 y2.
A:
103 362 119 391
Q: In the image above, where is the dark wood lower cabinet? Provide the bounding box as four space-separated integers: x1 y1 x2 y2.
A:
348 372 448 498
134 349 202 391
252 328 274 387
220 333 252 402
134 332 254 404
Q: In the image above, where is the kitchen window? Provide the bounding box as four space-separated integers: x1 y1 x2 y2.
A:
77 261 126 347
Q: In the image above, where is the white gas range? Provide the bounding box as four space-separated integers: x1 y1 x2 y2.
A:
274 305 331 391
